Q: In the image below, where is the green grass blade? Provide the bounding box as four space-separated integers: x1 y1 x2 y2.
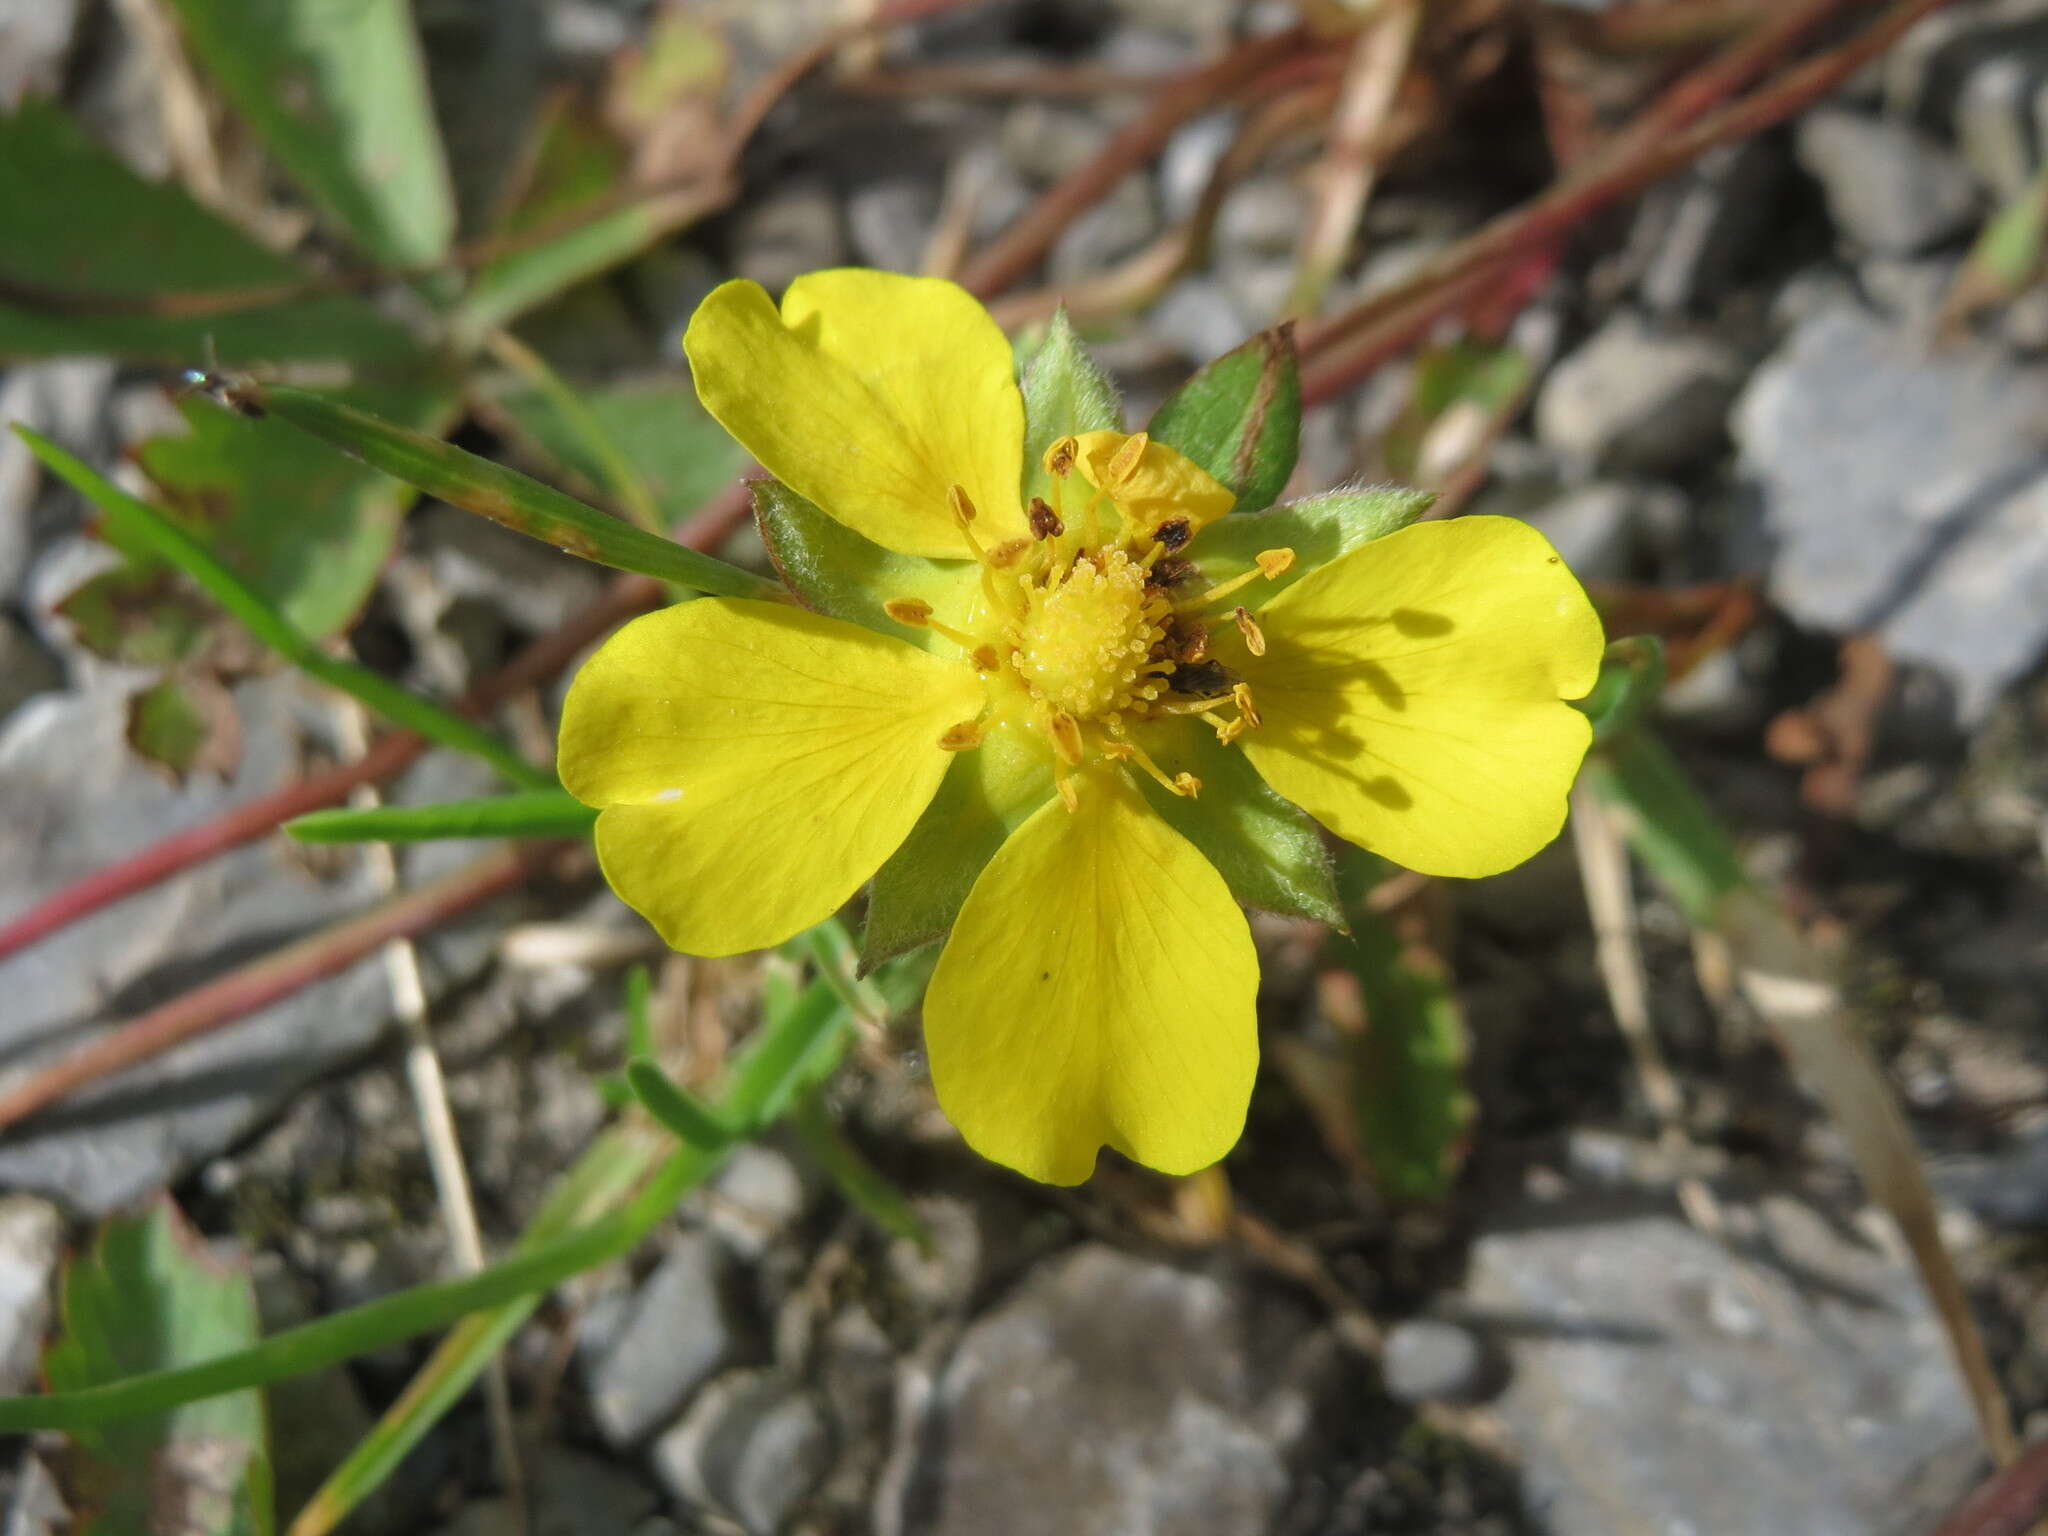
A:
286 793 595 845
626 1060 741 1150
791 1089 932 1251
249 386 779 599
20 429 551 791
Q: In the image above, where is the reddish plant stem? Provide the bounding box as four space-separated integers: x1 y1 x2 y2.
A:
957 25 1316 297
0 485 748 966
1933 1436 2048 1536
0 845 551 1133
1300 0 1961 404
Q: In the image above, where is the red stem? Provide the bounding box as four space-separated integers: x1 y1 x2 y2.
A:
0 846 549 1133
1933 1435 2048 1536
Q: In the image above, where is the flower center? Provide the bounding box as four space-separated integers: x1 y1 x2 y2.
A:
1013 550 1169 720
885 434 1295 811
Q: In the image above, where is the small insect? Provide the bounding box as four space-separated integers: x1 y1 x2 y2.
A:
172 338 266 419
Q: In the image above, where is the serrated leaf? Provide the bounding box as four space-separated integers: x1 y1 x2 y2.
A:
490 374 749 530
247 386 777 599
1135 718 1340 925
139 388 454 640
45 1198 272 1536
1147 324 1301 512
0 99 424 367
286 791 595 844
1190 485 1434 599
751 479 972 651
127 675 242 781
166 0 453 268
1020 308 1123 508
54 562 214 667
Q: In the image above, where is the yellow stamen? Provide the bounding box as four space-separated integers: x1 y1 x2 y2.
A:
988 537 1032 569
1174 547 1297 614
1232 606 1267 657
1044 436 1078 480
883 598 932 626
971 643 1001 672
1231 682 1261 730
1028 497 1064 539
1106 431 1148 486
1047 708 1084 766
1106 720 1198 797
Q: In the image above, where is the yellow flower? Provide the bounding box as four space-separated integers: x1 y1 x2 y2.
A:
558 269 1604 1185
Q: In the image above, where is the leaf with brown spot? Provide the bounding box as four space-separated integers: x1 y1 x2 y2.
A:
1147 324 1301 513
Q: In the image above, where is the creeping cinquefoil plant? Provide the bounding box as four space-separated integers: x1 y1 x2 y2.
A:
558 269 1603 1184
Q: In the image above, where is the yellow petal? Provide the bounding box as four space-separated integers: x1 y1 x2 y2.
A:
559 598 985 955
684 270 1026 559
1070 429 1235 539
1234 516 1604 879
924 768 1258 1184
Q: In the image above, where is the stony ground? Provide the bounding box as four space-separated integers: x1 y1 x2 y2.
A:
4 1 2048 1533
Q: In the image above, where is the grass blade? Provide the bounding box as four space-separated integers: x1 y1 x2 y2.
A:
286 793 595 845
247 386 781 598
20 429 550 791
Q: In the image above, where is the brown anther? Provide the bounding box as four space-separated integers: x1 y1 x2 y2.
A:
938 720 986 752
1171 772 1201 797
1106 431 1148 485
988 537 1032 569
1047 710 1084 766
1254 547 1295 579
971 643 1002 672
1231 682 1262 729
948 485 978 523
883 597 933 627
1045 436 1079 479
1174 622 1211 664
1146 555 1195 589
1028 497 1064 539
1232 605 1267 658
1152 517 1191 552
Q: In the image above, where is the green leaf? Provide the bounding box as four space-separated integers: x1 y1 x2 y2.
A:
459 96 714 337
127 675 241 781
139 389 454 640
247 386 780 599
491 374 749 530
0 99 424 367
626 1059 741 1150
1020 307 1123 508
1574 635 1667 743
1135 719 1340 925
46 1198 273 1535
285 791 596 844
1191 485 1434 599
1147 324 1301 513
752 480 970 651
53 562 214 667
20 428 552 790
792 1089 932 1251
165 0 453 268
1580 729 1747 927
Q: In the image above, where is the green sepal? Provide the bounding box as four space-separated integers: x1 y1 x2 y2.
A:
1133 718 1342 927
1191 485 1435 604
1574 635 1667 743
752 479 976 652
1020 307 1123 508
1147 324 1302 513
860 726 1054 973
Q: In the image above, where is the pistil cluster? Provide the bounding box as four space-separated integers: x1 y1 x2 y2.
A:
885 434 1294 811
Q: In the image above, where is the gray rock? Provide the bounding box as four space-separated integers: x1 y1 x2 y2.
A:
848 178 940 275
890 1243 1356 1536
1148 277 1248 364
1522 483 1648 583
1956 53 2040 198
1382 1318 1489 1406
1933 1128 2048 1230
586 1231 750 1446
705 1142 810 1261
0 361 115 598
731 182 846 296
1887 2 2048 129
1634 139 1787 314
1536 313 1745 474
433 1447 659 1536
0 1197 61 1396
1734 296 2048 719
1049 174 1159 285
652 1370 834 1535
0 679 398 1214
1 1455 67 1536
1795 110 1979 255
0 0 82 106
1000 102 1113 184
1159 112 1236 223
1466 1193 1977 1535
